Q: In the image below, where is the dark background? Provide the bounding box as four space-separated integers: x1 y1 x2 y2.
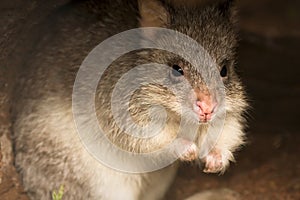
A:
0 0 299 199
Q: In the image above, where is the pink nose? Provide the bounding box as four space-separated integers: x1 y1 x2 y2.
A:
196 100 216 122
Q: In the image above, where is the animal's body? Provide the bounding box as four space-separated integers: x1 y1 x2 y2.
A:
13 0 248 199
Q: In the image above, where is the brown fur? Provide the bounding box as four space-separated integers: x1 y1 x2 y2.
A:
13 0 248 199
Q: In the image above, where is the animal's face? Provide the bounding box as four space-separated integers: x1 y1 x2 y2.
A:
132 0 245 124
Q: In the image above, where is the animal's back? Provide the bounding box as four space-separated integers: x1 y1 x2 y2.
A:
13 1 176 199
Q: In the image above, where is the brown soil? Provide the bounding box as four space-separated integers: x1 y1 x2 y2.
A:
0 0 299 199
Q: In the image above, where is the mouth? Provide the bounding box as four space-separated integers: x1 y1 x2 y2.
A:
198 119 210 124
192 103 214 123
198 115 212 123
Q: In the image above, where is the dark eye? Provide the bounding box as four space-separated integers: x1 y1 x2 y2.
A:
220 65 227 77
172 65 184 76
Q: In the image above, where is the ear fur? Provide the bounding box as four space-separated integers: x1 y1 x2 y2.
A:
138 0 170 27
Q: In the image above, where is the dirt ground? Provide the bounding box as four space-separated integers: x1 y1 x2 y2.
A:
0 0 299 200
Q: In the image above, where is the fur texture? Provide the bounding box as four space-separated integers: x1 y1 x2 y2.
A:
13 0 248 199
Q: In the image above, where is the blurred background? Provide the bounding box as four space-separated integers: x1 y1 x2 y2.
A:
0 0 299 199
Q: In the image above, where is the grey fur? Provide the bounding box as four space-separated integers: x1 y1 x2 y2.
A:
13 0 248 199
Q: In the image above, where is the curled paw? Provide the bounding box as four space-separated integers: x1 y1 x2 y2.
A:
202 149 224 173
174 138 199 162
180 142 198 161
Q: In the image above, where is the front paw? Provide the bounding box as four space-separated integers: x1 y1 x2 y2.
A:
202 149 224 173
180 142 198 161
174 138 199 162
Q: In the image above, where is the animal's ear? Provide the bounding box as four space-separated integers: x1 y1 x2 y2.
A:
218 0 237 21
138 0 170 27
